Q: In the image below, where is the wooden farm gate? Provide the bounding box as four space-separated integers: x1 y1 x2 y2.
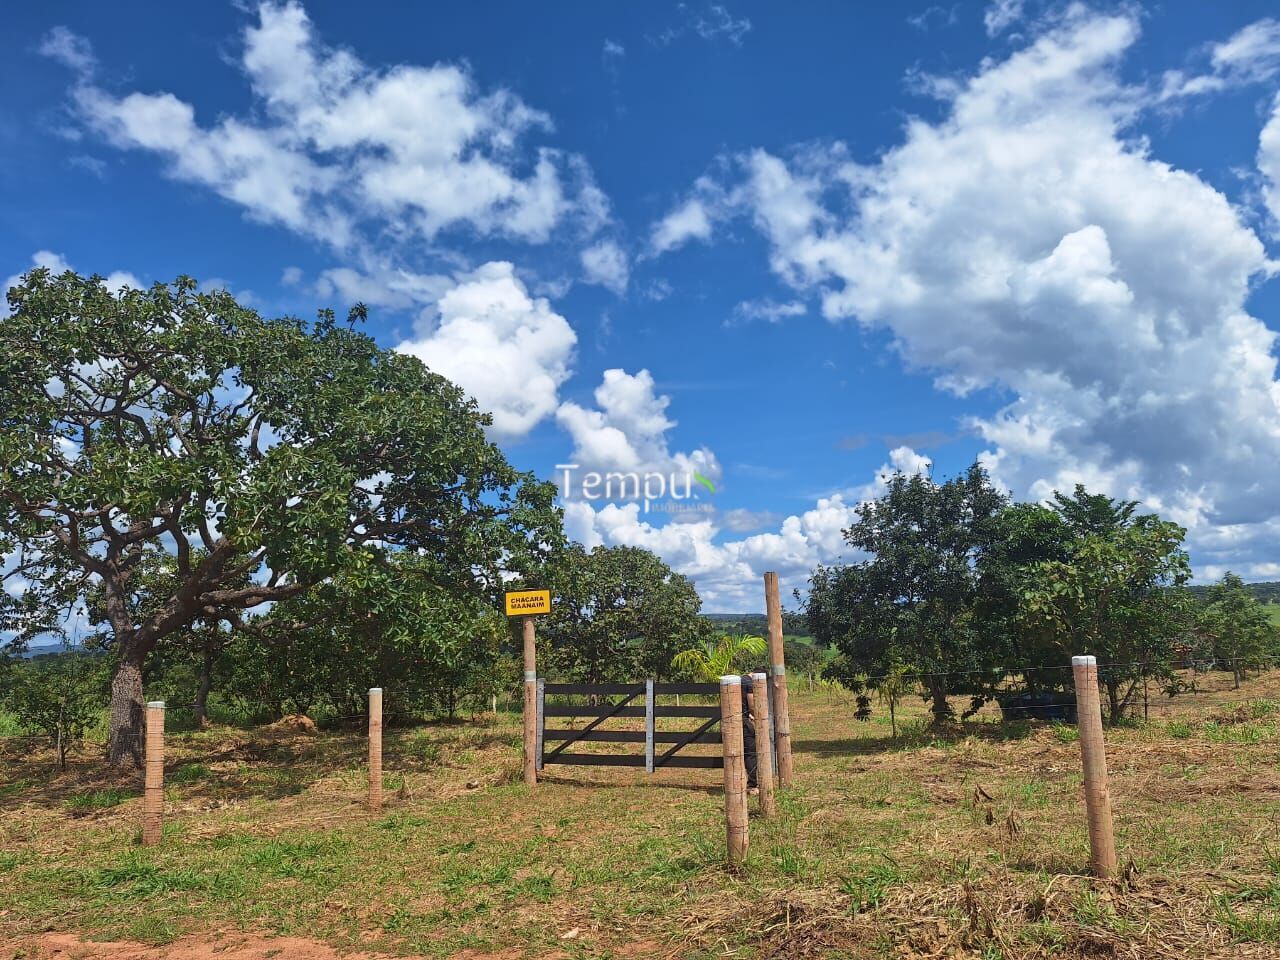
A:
535 678 777 773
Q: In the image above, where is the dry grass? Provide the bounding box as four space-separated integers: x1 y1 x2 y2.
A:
1 671 1279 958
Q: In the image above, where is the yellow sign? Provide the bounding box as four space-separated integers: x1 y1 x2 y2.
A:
505 589 551 616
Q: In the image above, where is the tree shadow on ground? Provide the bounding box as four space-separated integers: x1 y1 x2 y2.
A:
792 719 1044 758
534 772 723 796
0 721 506 809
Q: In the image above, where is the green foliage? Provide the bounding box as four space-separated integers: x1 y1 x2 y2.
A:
224 555 511 721
782 637 829 677
702 610 810 637
1198 572 1279 687
540 544 706 683
671 633 767 681
0 269 562 762
876 663 917 738
808 475 1204 727
1014 486 1191 720
2 652 107 768
808 463 1008 723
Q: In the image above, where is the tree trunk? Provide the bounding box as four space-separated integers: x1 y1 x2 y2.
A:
928 683 951 726
194 649 214 729
1105 681 1122 725
107 649 146 768
56 705 66 772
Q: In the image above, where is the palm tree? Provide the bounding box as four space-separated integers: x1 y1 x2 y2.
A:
672 634 768 682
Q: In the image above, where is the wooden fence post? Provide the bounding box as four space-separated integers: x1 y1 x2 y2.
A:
644 678 655 774
750 672 776 817
719 676 749 868
141 701 165 846
535 678 546 773
764 571 794 786
1072 656 1117 878
523 615 538 787
368 687 383 812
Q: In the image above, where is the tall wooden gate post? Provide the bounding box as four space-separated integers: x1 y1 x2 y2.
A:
719 676 749 868
763 571 794 786
141 701 165 846
535 678 546 772
1072 655 1118 878
644 678 655 773
523 615 538 787
368 687 383 812
749 673 776 817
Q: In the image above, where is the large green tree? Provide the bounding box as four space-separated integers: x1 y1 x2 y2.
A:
806 463 1008 723
974 501 1075 691
0 270 561 765
1198 572 1278 688
539 544 707 683
1014 487 1191 720
225 554 511 721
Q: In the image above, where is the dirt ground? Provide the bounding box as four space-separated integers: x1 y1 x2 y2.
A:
8 933 396 960
7 932 661 959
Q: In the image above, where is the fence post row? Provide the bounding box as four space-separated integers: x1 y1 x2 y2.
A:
141 700 165 847
368 687 383 812
749 673 776 817
719 675 749 868
1071 655 1118 879
763 571 794 786
523 615 538 787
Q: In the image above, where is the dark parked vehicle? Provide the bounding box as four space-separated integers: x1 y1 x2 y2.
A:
997 692 1077 724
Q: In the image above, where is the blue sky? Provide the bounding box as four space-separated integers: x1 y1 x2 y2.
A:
6 1 1280 610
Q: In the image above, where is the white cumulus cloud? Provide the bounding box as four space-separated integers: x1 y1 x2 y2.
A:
562 445 928 610
650 194 718 254
398 262 577 441
658 8 1280 580
1160 17 1280 100
47 2 607 252
556 368 720 482
983 0 1024 37
580 239 630 294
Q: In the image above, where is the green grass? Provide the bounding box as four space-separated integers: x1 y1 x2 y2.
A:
63 788 130 811
0 709 28 737
4 669 1280 957
167 762 212 784
1263 603 1280 628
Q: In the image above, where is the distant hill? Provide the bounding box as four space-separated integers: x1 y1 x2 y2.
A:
1186 580 1280 603
14 642 99 660
700 612 811 637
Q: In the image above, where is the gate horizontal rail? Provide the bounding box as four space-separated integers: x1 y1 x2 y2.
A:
543 704 721 718
548 753 722 769
542 729 722 744
535 678 772 774
543 682 720 696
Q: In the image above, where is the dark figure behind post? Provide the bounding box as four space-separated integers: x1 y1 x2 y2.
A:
740 675 758 790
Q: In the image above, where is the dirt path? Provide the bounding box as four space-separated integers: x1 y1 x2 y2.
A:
6 934 383 960
3 933 673 960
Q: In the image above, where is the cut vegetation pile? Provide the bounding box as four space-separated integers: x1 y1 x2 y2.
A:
2 672 1279 959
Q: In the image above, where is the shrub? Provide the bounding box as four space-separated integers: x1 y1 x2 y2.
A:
4 652 107 769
